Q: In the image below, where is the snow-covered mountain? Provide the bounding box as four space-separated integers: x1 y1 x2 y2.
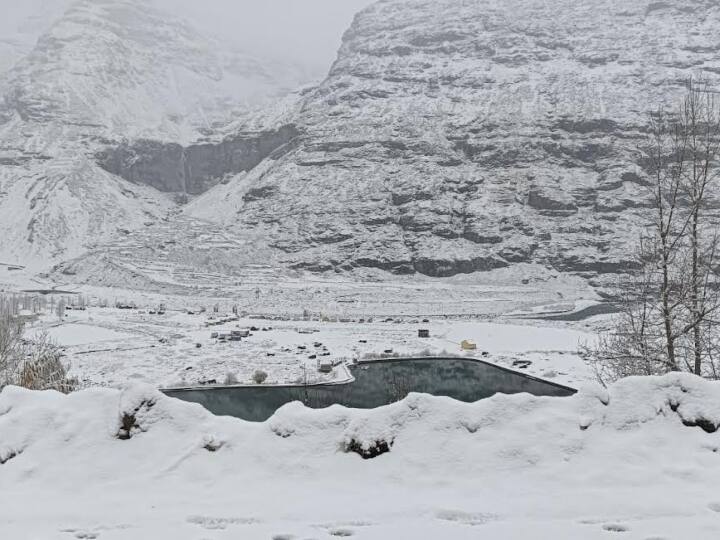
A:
0 0 307 268
184 0 720 278
9 0 720 281
0 0 305 141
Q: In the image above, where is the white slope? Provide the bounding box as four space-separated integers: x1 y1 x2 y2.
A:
1 374 720 538
0 142 172 269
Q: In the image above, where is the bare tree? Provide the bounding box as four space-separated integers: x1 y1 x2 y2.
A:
676 82 720 374
0 315 25 386
589 80 720 382
645 103 699 371
583 240 668 384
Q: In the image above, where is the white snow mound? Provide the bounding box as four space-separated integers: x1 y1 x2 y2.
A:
2 374 720 539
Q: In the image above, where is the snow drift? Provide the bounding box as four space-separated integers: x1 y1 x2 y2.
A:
1 375 720 538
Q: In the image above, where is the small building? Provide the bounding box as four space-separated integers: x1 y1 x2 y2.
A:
461 340 477 351
418 329 430 338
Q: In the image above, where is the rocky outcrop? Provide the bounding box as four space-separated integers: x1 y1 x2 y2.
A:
186 0 720 277
96 125 300 194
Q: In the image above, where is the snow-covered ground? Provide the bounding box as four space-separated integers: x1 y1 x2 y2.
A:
1 374 719 539
7 264 601 390
22 301 597 389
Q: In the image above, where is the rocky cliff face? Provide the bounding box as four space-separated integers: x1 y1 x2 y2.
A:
186 0 720 278
9 0 720 280
96 125 300 195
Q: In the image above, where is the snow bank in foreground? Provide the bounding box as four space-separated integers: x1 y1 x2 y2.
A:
1 376 720 539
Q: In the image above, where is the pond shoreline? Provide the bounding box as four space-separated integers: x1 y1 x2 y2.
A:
162 356 577 421
162 356 576 394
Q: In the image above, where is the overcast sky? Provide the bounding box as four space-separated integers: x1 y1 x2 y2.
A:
164 0 376 75
0 0 376 77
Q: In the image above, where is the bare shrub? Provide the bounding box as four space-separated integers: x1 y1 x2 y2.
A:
18 330 77 392
252 369 268 384
0 317 76 393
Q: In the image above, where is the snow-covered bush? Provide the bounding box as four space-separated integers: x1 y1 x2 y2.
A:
252 370 268 384
0 316 76 393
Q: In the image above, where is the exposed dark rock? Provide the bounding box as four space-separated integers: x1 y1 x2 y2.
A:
527 190 578 212
553 118 619 134
412 256 509 277
549 255 639 274
243 186 278 202
344 438 393 459
391 191 434 205
0 448 21 465
682 417 718 434
499 243 538 263
462 230 503 245
97 125 300 194
117 396 157 440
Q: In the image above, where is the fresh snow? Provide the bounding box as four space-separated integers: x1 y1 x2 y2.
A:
2 0 717 537
16 272 599 390
31 323 133 348
1 374 719 539
22 305 596 389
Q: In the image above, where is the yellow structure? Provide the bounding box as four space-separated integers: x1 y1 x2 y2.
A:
461 339 477 350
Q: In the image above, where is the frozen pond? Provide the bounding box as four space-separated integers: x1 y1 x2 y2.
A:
164 357 576 421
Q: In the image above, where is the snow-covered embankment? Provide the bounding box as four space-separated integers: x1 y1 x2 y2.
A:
1 375 720 539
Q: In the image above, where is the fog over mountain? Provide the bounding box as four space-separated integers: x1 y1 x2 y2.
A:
162 0 377 77
0 0 375 78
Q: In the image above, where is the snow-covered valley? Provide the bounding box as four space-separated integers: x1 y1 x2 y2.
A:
3 0 720 537
7 265 599 390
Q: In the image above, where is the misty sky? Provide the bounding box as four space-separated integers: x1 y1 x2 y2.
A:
0 0 376 77
165 0 376 75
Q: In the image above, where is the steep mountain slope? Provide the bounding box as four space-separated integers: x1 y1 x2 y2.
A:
0 0 305 269
186 0 720 278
